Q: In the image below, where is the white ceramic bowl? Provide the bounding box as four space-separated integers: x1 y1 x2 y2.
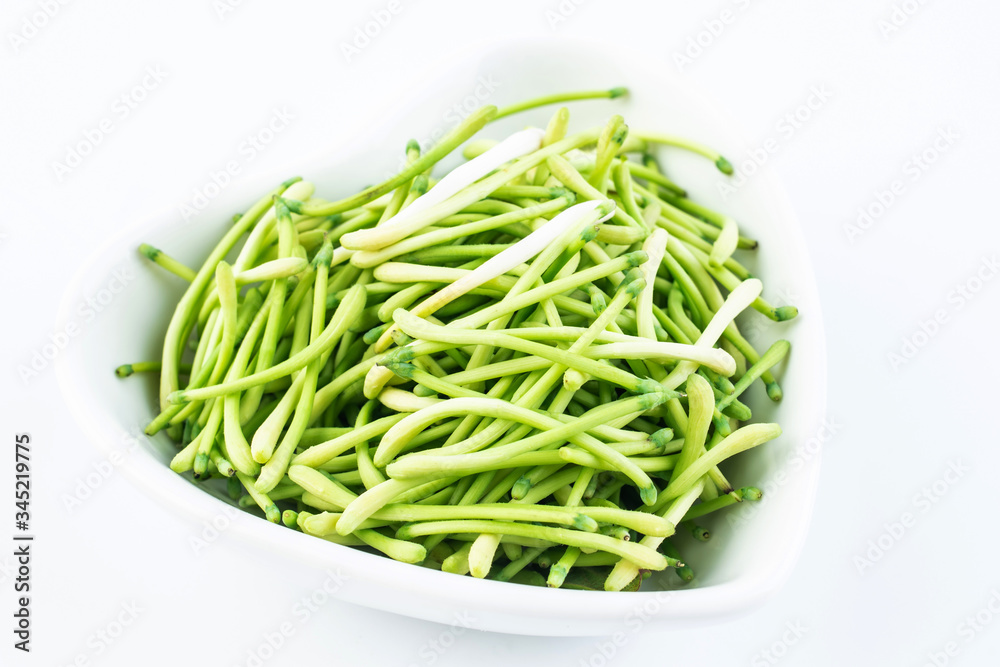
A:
57 38 826 636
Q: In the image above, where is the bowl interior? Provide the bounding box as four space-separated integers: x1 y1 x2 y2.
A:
57 38 825 634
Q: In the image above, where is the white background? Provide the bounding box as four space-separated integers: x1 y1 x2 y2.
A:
2 1 998 665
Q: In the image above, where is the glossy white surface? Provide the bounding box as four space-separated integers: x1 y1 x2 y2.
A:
55 39 825 636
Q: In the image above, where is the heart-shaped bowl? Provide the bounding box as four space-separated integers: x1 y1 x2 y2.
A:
57 37 826 636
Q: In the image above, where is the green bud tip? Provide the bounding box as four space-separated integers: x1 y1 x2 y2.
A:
282 510 299 528
281 176 303 188
265 504 281 523
621 267 644 285
390 330 413 347
741 486 763 502
773 305 798 321
713 412 732 433
138 243 159 261
581 225 600 243
625 250 649 267
362 324 389 345
650 428 674 448
611 125 629 145
766 381 783 402
724 402 753 421
636 382 670 403
573 514 599 532
548 187 569 198
608 86 628 99
595 199 616 217
168 391 188 405
690 525 710 541
562 371 588 392
385 361 416 379
115 364 133 378
405 139 421 154
411 174 429 194
273 196 293 219
311 239 335 268
625 278 646 298
232 213 243 223
282 198 305 214
193 453 209 475
511 478 531 500
388 347 415 363
639 485 658 506
715 157 734 175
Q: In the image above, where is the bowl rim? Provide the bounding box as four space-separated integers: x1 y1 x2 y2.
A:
55 35 827 635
